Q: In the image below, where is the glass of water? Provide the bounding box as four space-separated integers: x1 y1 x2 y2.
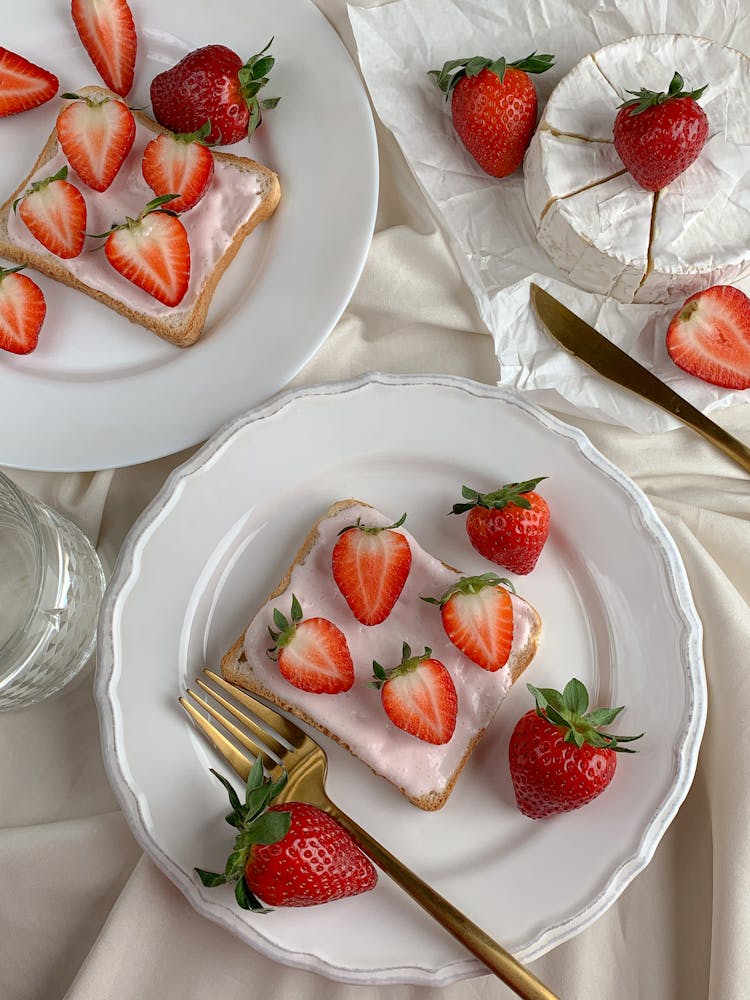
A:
0 472 105 711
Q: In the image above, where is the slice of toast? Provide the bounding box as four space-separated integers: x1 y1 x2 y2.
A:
0 85 281 347
221 500 542 810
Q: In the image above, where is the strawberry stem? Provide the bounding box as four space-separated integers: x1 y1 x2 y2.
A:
429 51 554 98
528 680 643 752
194 759 291 911
450 477 547 515
237 38 281 140
371 642 431 689
617 71 708 116
421 572 515 606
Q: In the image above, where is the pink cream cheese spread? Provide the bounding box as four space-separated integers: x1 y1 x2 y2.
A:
242 504 540 803
7 124 264 317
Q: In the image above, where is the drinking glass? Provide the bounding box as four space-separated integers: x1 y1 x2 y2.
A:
0 472 105 710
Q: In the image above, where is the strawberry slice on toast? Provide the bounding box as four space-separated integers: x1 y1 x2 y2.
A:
0 266 46 355
0 47 58 117
71 0 138 98
142 124 215 213
331 513 412 625
372 642 458 745
422 573 515 672
15 166 87 259
268 595 355 695
94 195 191 307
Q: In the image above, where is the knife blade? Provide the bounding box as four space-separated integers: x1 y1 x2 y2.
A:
529 282 750 475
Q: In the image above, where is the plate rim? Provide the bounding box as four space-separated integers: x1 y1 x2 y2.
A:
95 371 706 986
0 0 379 472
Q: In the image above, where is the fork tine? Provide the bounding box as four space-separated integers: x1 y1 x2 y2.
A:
182 687 278 772
202 669 308 748
194 678 287 757
179 696 253 781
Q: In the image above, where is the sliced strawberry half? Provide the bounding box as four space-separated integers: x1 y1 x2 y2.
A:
0 267 46 355
268 595 354 695
0 47 58 117
666 284 750 389
141 124 215 213
71 0 138 98
372 643 457 745
332 513 412 626
56 93 135 192
422 573 515 672
15 166 87 259
93 195 191 307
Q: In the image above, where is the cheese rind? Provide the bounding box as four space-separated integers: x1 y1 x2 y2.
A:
524 34 750 303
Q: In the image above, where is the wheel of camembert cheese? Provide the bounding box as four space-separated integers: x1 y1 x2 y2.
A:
524 34 750 304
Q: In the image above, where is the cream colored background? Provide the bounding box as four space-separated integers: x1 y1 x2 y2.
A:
2 2 750 998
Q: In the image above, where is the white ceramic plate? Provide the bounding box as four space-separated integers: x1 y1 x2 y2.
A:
1 1 377 471
96 373 705 986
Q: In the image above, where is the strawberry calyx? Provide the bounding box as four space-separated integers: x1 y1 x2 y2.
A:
60 90 118 108
266 594 304 659
529 679 643 752
194 757 291 912
371 641 431 689
617 71 708 117
429 51 554 99
236 38 281 139
450 477 547 514
0 265 28 283
420 571 515 607
12 165 69 213
86 194 180 241
336 512 407 537
167 120 214 146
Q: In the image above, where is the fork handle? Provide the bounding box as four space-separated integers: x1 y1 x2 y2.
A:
330 806 560 1000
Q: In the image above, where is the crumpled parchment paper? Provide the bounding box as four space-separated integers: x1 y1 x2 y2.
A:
349 0 750 431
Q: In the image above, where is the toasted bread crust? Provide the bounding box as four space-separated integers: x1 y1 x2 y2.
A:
220 500 541 811
0 86 281 347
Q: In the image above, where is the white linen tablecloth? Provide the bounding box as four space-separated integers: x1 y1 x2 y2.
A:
2 3 750 998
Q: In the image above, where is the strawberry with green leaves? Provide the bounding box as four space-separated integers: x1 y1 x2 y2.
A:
429 52 554 178
451 478 550 575
195 759 377 909
508 679 642 819
14 166 87 260
91 195 191 307
372 642 457 745
142 123 215 213
150 40 280 145
268 594 354 694
613 71 709 191
332 513 412 626
422 573 514 672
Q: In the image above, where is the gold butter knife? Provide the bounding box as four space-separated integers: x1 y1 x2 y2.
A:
529 283 750 475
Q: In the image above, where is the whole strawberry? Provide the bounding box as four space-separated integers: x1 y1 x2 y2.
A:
613 71 708 191
451 478 549 575
195 759 377 909
666 284 750 389
509 679 642 819
429 52 554 177
150 40 280 145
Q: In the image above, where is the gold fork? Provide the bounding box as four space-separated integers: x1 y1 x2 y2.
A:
180 668 560 1000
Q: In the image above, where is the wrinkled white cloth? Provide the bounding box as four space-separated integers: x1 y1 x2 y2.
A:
1 2 750 1000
